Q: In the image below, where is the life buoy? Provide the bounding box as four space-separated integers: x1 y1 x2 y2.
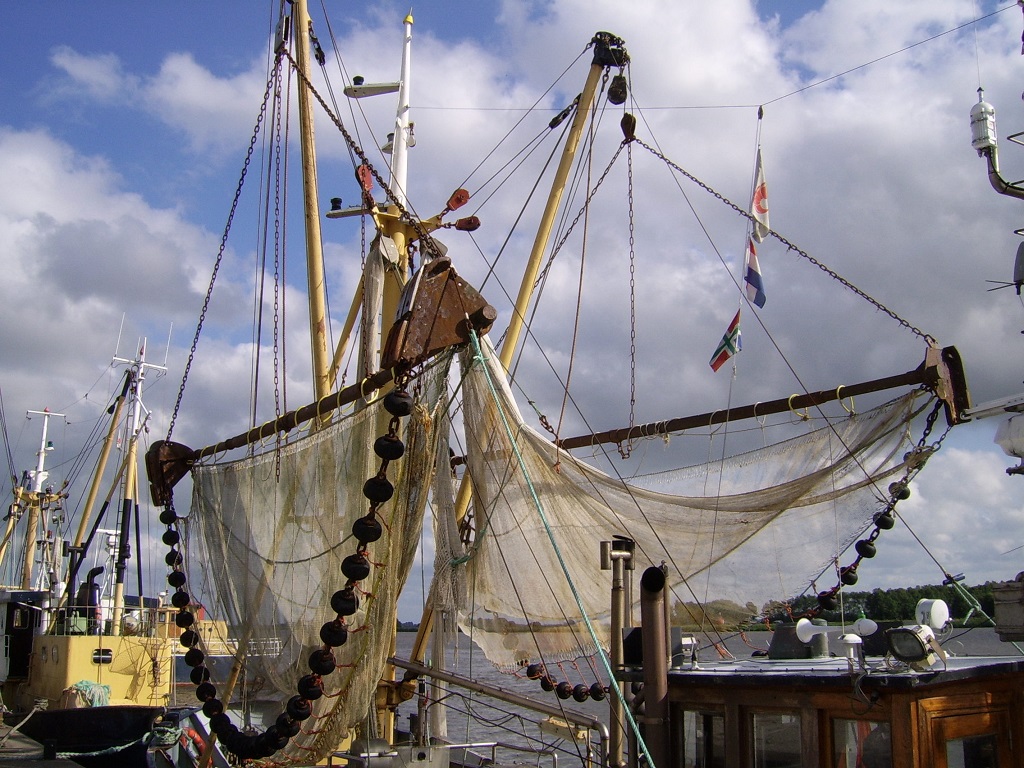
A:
179 726 206 754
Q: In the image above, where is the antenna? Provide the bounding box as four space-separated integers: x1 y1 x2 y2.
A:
163 323 173 367
113 313 126 361
985 242 1024 294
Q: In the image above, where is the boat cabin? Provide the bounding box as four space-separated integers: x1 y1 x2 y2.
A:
0 588 176 711
619 573 1024 768
658 653 1024 768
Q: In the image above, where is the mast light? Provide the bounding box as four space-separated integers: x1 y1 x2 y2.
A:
971 88 997 155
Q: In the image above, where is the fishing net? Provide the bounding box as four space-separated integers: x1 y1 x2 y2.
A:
187 358 449 764
437 336 928 671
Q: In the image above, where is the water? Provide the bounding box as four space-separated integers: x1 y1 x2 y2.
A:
393 631 609 766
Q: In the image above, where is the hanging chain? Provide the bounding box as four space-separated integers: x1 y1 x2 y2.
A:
633 138 937 347
620 140 637 459
802 393 948 619
165 57 282 442
534 142 627 290
272 69 286 480
273 70 284 425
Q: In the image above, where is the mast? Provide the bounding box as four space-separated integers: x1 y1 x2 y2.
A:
389 13 414 211
294 0 332 402
407 31 629 668
110 341 164 635
68 373 130 568
15 409 64 590
498 34 626 370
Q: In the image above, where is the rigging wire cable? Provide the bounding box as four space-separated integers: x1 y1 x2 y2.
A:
466 328 658 768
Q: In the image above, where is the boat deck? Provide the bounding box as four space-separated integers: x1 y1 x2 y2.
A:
663 652 1024 686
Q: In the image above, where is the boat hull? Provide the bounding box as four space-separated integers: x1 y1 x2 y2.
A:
4 704 165 768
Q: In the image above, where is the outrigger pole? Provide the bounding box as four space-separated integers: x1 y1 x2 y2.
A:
557 345 971 451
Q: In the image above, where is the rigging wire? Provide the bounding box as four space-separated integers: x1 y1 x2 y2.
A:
465 328 656 766
699 111 766 630
553 78 606 440
457 49 589 196
606 4 1017 112
762 3 1016 107
470 107 942 651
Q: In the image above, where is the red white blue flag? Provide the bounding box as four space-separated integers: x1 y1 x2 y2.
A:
744 237 766 308
709 310 742 372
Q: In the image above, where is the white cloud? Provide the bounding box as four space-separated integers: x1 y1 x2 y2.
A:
142 52 269 154
50 46 139 102
5 1 1024 619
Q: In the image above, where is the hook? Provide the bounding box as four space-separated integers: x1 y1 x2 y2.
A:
787 395 810 421
836 385 855 414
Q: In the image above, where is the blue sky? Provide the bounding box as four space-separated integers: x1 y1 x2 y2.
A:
1 1 1023 623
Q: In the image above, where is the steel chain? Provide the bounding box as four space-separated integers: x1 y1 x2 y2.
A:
634 138 937 346
620 140 637 459
165 56 281 442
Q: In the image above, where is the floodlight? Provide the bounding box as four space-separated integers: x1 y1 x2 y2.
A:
886 624 946 670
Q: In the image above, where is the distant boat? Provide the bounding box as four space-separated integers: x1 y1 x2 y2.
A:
0 349 190 767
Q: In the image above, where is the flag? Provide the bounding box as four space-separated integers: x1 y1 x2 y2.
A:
743 237 766 308
709 310 742 372
751 147 769 243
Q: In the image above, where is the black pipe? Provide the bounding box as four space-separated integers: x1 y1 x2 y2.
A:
640 566 669 768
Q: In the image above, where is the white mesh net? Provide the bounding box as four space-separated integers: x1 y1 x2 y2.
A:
188 360 448 763
439 337 928 671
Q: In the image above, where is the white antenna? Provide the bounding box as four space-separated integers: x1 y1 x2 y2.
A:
162 323 173 367
113 313 126 362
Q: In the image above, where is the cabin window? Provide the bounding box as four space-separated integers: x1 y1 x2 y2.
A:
680 710 724 767
92 648 113 664
945 733 997 768
751 712 801 768
833 719 891 768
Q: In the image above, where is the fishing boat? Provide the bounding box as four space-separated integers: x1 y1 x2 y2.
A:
0 345 189 767
136 4 1024 768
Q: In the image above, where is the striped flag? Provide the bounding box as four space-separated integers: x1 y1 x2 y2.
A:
744 237 766 308
709 310 742 372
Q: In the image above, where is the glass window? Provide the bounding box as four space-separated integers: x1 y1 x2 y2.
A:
833 719 891 768
752 712 802 768
946 733 998 768
681 710 725 768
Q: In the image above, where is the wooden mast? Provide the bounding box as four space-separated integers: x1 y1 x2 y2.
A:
295 0 332 403
406 30 629 670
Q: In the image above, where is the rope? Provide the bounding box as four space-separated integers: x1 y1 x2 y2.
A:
0 702 45 749
56 733 148 759
467 329 657 768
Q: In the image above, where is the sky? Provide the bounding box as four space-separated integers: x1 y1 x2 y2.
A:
1 0 1023 622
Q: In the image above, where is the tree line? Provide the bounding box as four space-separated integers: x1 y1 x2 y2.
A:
670 582 1002 630
768 582 998 625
